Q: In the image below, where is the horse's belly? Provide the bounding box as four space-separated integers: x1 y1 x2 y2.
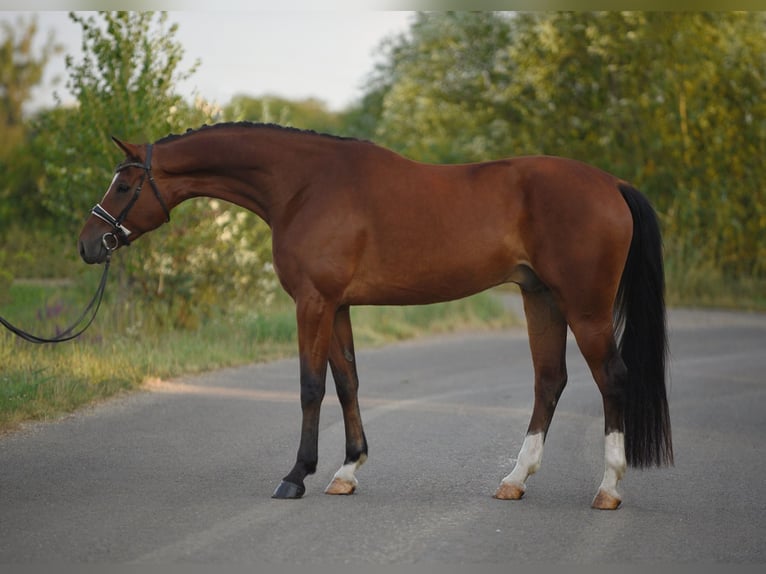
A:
345 246 516 306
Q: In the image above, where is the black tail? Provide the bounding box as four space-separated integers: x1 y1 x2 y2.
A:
615 183 673 468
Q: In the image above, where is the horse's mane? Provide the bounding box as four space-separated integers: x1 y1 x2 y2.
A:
155 121 362 145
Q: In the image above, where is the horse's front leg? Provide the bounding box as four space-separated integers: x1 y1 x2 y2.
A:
325 305 368 495
272 293 336 499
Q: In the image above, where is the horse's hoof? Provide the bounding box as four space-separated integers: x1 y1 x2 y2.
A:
272 480 305 499
325 477 357 495
494 481 525 500
591 489 621 510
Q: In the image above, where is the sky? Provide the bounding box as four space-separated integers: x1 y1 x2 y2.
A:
7 1 757 114
5 10 415 114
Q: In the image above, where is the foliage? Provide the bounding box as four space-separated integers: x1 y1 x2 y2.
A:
3 10 765 431
3 9 765 315
0 15 62 230
366 12 766 281
33 12 277 328
368 12 514 162
0 15 61 131
114 201 276 330
224 94 343 133
503 12 766 280
35 11 201 227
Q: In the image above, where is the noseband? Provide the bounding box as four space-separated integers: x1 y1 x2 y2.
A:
91 143 170 250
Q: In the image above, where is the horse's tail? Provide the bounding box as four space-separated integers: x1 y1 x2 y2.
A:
615 183 673 468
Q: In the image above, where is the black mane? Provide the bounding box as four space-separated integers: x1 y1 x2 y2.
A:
155 121 362 145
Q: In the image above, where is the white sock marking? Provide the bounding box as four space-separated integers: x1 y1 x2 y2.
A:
331 454 367 487
597 431 626 498
501 432 544 488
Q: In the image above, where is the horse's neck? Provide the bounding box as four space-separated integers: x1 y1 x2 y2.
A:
160 129 329 224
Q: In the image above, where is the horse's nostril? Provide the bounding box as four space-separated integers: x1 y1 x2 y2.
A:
78 239 99 264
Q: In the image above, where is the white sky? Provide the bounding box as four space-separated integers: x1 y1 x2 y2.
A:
5 10 414 114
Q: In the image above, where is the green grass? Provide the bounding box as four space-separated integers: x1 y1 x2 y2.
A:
665 256 766 311
4 252 765 434
1 286 514 432
351 292 512 345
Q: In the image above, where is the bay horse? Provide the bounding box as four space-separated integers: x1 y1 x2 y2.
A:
78 122 672 509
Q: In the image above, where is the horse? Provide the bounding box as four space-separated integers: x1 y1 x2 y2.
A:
78 122 672 509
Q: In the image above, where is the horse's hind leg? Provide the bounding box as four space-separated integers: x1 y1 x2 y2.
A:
569 315 628 510
495 288 568 501
325 305 368 495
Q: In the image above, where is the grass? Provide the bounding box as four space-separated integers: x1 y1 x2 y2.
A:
0 284 515 433
665 261 766 311
4 247 765 434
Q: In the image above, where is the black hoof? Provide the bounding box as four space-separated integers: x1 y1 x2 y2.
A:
272 480 306 499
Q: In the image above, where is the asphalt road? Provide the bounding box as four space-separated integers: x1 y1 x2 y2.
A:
1 306 764 564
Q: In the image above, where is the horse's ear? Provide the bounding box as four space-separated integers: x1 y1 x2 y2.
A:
111 136 140 159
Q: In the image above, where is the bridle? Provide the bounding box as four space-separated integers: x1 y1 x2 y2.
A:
1 144 174 344
1 144 173 344
91 143 171 251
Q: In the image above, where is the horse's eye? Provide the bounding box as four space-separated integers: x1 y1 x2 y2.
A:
116 183 130 194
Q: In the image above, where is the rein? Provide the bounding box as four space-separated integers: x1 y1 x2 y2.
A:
0 252 111 344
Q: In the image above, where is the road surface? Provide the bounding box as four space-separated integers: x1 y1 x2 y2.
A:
1 306 764 563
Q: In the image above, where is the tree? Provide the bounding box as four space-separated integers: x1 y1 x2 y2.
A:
361 11 766 280
0 15 63 290
367 12 514 162
36 12 201 226
224 94 343 134
0 15 61 226
0 16 60 130
501 12 766 278
36 12 275 328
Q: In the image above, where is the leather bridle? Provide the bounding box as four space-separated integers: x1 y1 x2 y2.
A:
91 143 170 251
1 145 173 343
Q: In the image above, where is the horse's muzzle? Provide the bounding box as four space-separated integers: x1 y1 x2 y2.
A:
78 235 110 265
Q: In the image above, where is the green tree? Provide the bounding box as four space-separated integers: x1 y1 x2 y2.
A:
36 11 275 328
0 15 61 226
501 12 766 278
0 16 60 129
368 12 514 162
37 11 202 226
224 94 343 134
0 16 63 291
362 11 766 281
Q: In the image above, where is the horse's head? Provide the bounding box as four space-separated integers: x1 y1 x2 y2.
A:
78 137 171 264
